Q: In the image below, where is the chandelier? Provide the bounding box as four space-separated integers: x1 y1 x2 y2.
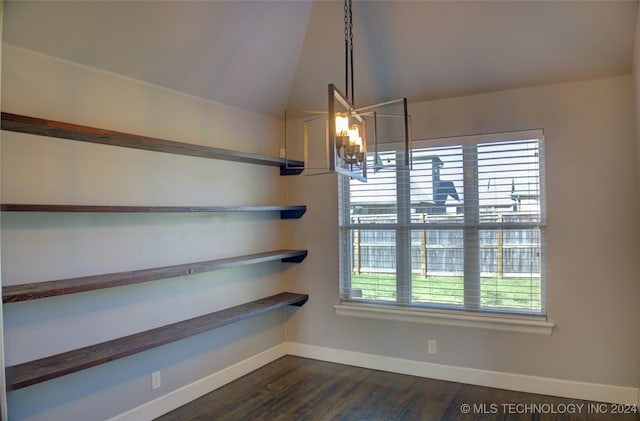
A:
284 0 411 182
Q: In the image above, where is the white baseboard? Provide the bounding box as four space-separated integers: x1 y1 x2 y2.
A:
108 343 288 421
110 341 639 420
285 342 640 406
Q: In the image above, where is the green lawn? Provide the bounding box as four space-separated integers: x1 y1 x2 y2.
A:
351 273 541 311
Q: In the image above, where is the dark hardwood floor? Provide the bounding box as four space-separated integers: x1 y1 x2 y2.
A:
156 356 639 421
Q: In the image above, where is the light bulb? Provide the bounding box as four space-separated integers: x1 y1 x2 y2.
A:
349 125 362 148
335 115 349 136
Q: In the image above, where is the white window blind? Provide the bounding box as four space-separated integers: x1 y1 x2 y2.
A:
339 130 546 316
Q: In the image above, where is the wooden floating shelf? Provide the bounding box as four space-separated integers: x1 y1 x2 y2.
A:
5 292 308 391
1 204 306 219
1 112 304 175
3 249 308 303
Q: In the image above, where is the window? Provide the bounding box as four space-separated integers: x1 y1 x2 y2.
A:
338 130 546 318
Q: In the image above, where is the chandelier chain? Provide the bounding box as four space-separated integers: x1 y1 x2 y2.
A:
344 0 349 102
344 0 355 105
344 1 349 41
348 0 353 51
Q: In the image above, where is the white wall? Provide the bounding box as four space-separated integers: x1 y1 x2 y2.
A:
1 45 291 420
633 1 640 396
284 76 640 394
0 2 8 419
636 0 640 194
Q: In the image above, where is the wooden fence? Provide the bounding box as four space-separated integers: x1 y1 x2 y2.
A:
350 213 541 278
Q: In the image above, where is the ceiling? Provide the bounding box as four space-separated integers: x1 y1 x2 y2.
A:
3 0 638 118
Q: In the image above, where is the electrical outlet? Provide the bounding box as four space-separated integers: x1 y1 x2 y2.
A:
151 371 161 389
427 339 437 355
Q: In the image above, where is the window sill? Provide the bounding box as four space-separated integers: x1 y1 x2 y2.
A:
334 303 555 335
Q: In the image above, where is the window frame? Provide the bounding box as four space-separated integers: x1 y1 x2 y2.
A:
337 129 553 334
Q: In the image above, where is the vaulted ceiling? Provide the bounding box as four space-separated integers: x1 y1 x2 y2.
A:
3 0 638 118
